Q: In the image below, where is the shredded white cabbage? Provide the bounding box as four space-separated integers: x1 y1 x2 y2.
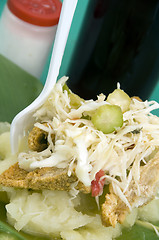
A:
18 76 159 205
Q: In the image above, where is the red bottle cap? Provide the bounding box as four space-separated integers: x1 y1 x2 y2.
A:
7 0 62 27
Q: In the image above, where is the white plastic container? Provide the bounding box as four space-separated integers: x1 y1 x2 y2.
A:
0 0 62 78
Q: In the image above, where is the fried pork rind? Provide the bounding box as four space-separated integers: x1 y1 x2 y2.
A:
28 123 54 152
0 162 90 194
101 150 159 227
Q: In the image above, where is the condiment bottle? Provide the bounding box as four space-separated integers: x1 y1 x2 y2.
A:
0 0 62 78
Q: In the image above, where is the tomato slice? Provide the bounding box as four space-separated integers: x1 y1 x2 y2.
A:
91 170 105 197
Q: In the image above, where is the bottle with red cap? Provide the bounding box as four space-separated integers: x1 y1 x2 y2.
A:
0 0 62 78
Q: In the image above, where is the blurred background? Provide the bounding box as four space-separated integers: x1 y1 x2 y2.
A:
0 0 159 121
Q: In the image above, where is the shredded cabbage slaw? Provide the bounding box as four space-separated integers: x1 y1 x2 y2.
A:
18 76 159 208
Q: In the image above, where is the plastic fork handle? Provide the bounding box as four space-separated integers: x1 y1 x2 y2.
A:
10 0 78 154
44 0 78 93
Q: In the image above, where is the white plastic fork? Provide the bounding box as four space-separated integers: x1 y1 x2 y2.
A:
10 0 78 154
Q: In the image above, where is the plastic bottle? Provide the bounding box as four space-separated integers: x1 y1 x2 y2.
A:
0 0 62 78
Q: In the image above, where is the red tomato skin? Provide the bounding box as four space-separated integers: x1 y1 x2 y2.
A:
91 170 105 197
